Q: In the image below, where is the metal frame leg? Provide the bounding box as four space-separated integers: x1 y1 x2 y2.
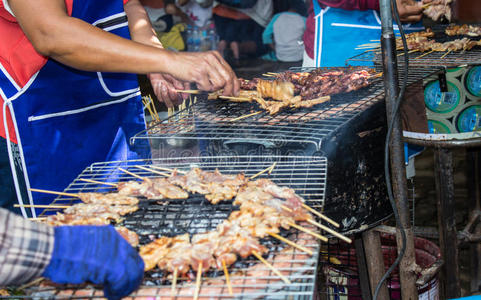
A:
433 147 461 298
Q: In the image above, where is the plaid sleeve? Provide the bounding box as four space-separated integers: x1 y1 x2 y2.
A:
0 209 54 286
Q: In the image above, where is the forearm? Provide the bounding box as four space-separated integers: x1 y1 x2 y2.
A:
0 208 54 286
9 0 174 74
125 0 163 48
318 0 380 11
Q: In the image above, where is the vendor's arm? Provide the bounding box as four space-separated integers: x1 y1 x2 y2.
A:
124 0 188 106
8 0 238 95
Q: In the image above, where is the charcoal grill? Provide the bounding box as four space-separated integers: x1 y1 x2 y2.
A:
129 67 440 234
18 155 328 299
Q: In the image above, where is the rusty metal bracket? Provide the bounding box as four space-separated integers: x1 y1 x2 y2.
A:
459 210 481 243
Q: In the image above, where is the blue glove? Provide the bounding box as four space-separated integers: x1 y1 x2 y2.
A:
42 225 144 300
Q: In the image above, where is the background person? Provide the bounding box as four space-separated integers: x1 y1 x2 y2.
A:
302 0 428 67
262 0 307 62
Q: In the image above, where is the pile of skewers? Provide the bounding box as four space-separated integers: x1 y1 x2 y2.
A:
25 164 348 298
177 67 379 116
357 25 481 59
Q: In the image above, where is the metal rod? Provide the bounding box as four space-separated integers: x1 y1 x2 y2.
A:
434 147 461 297
379 0 418 297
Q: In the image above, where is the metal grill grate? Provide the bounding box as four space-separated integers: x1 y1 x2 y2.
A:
131 80 386 150
23 156 328 299
347 47 481 67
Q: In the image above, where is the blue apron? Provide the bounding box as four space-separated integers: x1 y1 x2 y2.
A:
0 0 148 216
312 2 424 67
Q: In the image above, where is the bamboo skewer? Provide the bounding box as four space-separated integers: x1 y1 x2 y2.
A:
30 188 78 198
250 162 277 180
252 251 291 284
135 165 170 177
287 222 328 242
118 167 149 182
415 50 434 59
307 219 352 243
174 89 203 94
194 262 202 300
301 204 340 228
171 267 178 298
150 165 187 174
149 95 159 120
14 204 70 209
222 260 233 295
218 95 253 101
267 232 313 255
29 217 48 221
441 49 452 59
79 178 118 187
230 111 262 122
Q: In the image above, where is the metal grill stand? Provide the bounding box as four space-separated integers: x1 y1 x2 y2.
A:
403 134 481 297
379 0 419 298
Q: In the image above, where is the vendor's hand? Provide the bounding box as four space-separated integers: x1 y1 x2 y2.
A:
42 226 144 300
165 50 240 96
395 0 424 22
148 73 188 108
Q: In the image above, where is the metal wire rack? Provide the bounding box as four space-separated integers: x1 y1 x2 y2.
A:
131 66 442 153
132 81 386 150
22 155 329 299
347 47 481 67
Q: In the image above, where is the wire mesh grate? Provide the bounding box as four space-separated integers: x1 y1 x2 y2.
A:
131 81 386 150
21 156 329 299
347 47 481 67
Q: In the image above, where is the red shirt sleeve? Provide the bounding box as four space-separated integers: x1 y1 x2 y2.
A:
318 0 379 11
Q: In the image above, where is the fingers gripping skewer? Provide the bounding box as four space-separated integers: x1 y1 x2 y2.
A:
267 232 313 255
252 251 291 284
194 262 202 300
222 260 233 296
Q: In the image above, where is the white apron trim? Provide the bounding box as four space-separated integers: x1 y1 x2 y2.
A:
28 91 141 122
92 12 127 26
0 61 21 92
97 73 140 97
3 99 36 217
103 22 129 32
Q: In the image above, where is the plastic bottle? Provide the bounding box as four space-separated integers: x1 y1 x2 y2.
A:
192 26 201 52
200 29 211 52
186 25 194 51
208 22 218 51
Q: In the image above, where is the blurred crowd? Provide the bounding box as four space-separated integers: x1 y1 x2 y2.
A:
139 0 308 65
